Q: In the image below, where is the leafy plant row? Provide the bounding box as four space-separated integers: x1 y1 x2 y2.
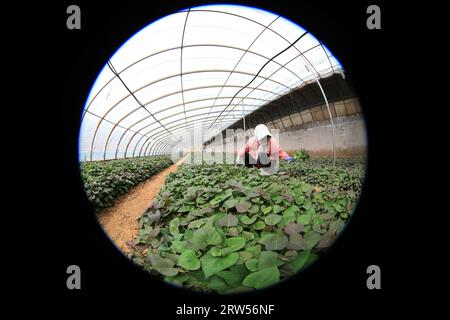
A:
131 158 364 294
280 156 366 200
80 156 173 212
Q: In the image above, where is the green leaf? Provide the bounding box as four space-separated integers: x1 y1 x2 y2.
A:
297 214 311 225
330 218 345 233
239 215 257 225
258 251 283 269
238 251 253 263
245 259 259 272
169 217 180 236
286 233 306 250
187 219 206 229
235 201 252 213
207 276 230 293
261 231 288 251
218 214 239 227
242 231 255 241
192 226 223 249
170 240 189 253
228 227 240 236
316 229 337 249
210 246 232 257
261 205 272 215
284 222 304 235
272 205 284 214
280 205 299 224
200 251 240 278
272 195 284 204
245 244 261 257
252 221 266 230
264 214 282 226
301 183 314 194
304 231 322 249
248 205 260 214
177 250 201 270
210 189 233 205
217 265 249 287
223 198 238 209
224 237 246 252
289 250 311 272
149 255 179 277
333 203 343 212
242 266 280 289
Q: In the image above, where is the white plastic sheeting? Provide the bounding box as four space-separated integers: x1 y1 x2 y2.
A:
79 4 343 161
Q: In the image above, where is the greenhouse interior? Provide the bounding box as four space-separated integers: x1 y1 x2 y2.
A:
78 4 367 294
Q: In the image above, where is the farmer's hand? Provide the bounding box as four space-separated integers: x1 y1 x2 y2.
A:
284 156 294 163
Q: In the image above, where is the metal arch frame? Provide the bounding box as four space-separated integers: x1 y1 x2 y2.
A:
179 8 190 132
109 95 267 160
88 42 331 161
125 96 276 156
139 117 244 156
205 23 341 141
88 61 306 160
96 87 277 161
209 41 325 139
101 90 288 161
134 104 259 158
84 17 325 160
138 114 253 155
112 98 266 160
130 116 238 159
91 54 314 155
201 15 281 128
132 108 257 158
82 43 307 122
96 85 281 161
110 99 264 160
149 139 172 157
160 144 173 155
82 7 343 160
89 68 296 161
82 6 324 121
150 140 170 154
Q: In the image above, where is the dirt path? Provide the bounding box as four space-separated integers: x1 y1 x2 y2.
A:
98 158 185 255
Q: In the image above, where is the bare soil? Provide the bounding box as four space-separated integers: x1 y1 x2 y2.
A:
97 158 184 255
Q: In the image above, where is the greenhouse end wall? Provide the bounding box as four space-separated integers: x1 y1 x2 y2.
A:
205 115 365 157
278 114 366 157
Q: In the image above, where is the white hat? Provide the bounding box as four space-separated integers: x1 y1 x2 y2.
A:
254 124 271 141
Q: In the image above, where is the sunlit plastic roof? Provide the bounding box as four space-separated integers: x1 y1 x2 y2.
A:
79 4 343 161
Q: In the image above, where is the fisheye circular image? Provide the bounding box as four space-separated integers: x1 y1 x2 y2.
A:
78 4 367 294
